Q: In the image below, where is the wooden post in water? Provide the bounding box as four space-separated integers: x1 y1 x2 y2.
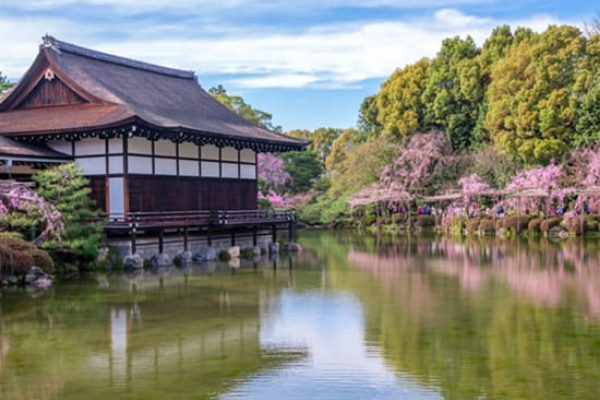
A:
158 228 164 254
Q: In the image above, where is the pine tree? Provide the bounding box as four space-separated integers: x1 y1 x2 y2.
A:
33 163 102 263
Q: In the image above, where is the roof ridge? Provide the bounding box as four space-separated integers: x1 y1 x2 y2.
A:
41 35 196 80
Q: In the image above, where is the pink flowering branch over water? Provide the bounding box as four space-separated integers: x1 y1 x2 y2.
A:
0 185 65 243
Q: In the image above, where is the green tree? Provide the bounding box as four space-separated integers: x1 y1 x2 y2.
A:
422 36 482 149
310 127 342 163
357 95 382 141
33 163 102 263
574 77 600 147
329 139 397 198
486 25 588 164
209 85 281 132
325 128 357 171
376 58 430 141
0 71 14 95
281 151 324 194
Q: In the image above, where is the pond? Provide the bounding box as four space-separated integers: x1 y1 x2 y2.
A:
1 231 600 399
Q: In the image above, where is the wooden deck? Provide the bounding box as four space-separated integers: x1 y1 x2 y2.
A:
103 209 295 254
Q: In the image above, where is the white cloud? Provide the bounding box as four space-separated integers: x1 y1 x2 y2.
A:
0 8 573 89
2 0 495 13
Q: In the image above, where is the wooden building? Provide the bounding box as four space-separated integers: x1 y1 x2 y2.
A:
0 36 306 218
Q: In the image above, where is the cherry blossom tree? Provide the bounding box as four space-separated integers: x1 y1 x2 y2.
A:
257 153 290 189
499 162 573 213
0 183 65 243
380 130 456 195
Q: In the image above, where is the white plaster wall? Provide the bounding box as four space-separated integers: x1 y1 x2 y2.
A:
128 156 152 174
108 156 123 174
201 144 219 160
108 138 123 154
75 138 105 156
240 149 256 164
129 137 152 154
179 160 199 177
154 139 176 156
75 157 106 175
47 140 72 156
221 146 238 162
201 161 219 177
240 164 257 179
222 162 239 178
155 158 177 175
109 177 124 216
179 142 198 159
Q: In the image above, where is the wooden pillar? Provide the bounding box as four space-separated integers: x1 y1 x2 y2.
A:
287 221 293 243
231 231 236 246
271 225 277 242
130 214 137 254
183 227 189 251
252 226 258 246
131 227 137 255
158 229 164 254
207 228 212 246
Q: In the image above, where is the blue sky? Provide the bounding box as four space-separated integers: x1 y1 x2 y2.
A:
0 0 597 131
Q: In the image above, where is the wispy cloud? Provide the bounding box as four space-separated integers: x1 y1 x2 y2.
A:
0 6 572 89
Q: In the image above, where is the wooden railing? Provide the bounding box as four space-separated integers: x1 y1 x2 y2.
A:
104 209 294 231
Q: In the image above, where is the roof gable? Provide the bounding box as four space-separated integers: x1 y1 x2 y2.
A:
16 73 88 110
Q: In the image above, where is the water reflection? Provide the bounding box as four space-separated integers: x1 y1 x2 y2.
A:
1 233 600 400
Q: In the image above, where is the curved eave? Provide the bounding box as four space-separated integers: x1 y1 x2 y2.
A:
11 117 308 153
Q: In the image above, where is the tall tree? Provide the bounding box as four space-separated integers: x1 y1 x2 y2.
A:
376 58 430 141
281 151 324 194
486 25 589 164
357 95 382 141
209 85 281 132
421 36 482 149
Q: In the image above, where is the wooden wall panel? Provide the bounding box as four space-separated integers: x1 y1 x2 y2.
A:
88 176 106 213
127 176 257 212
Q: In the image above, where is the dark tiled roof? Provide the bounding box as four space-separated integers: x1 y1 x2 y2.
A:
0 135 70 160
0 36 308 151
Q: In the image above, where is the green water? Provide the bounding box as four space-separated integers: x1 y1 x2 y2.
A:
2 231 600 399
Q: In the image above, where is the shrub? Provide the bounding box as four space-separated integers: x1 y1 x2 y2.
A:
416 215 435 228
391 213 404 225
503 216 530 232
540 218 562 232
32 249 55 274
0 237 52 277
466 218 481 232
240 248 254 259
495 218 504 230
0 237 34 276
528 218 542 233
564 216 583 235
586 217 599 232
479 219 495 233
218 250 231 261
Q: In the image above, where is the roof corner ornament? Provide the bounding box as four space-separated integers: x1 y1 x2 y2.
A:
42 34 55 48
41 34 60 53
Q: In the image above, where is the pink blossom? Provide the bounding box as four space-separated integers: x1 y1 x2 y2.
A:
257 153 290 188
